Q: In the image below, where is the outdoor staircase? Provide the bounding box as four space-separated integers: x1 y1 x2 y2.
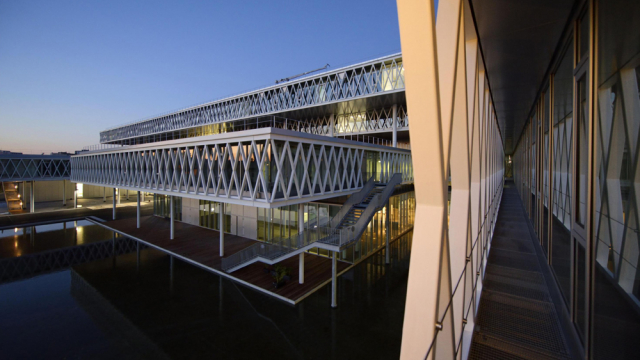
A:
221 174 404 273
334 186 383 230
2 181 23 214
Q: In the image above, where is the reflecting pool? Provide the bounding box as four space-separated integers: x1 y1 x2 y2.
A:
0 231 412 359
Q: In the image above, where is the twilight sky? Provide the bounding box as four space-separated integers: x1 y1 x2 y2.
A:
0 0 437 153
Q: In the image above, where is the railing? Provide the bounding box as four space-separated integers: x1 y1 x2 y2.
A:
329 176 376 228
0 149 73 156
221 173 403 272
82 143 125 152
100 114 405 149
320 173 403 247
337 134 405 148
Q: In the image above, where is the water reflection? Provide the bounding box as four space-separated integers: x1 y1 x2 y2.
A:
0 220 118 259
0 231 412 359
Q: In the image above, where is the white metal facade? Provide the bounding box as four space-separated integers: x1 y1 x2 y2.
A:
397 0 504 358
0 155 71 181
100 54 405 143
73 128 412 208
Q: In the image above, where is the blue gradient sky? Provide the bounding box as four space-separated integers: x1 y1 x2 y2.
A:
0 1 424 153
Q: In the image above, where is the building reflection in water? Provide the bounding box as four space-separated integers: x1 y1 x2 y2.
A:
0 229 413 359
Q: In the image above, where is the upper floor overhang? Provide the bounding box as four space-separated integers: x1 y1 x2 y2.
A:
74 127 413 208
99 53 405 144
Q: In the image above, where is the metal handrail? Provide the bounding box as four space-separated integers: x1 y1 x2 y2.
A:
329 176 376 228
221 173 403 272
320 173 403 247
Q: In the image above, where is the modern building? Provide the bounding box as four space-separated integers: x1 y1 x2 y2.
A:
396 0 640 359
70 53 416 306
62 0 639 358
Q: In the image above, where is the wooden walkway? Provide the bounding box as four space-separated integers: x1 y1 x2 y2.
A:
102 216 349 304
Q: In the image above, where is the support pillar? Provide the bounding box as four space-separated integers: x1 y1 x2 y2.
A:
298 204 305 246
21 181 25 209
62 180 66 206
331 251 337 308
298 204 304 233
219 203 224 256
112 188 116 220
170 196 174 240
73 185 77 208
117 188 121 204
329 114 335 137
392 104 398 148
386 200 391 264
136 191 141 228
29 181 34 213
299 253 305 284
103 187 106 202
126 189 129 200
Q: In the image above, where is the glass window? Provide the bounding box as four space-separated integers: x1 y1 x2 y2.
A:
578 10 589 62
543 90 551 256
551 39 574 307
576 76 589 227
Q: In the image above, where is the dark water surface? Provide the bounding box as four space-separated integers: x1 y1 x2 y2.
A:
0 220 117 258
0 231 412 359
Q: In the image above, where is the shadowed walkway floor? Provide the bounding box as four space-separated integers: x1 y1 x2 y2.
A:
469 182 574 360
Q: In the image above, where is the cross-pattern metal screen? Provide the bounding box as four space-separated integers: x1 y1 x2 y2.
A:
100 54 405 143
0 156 70 181
72 131 412 207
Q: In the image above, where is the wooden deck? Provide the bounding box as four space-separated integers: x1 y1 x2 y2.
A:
102 216 349 304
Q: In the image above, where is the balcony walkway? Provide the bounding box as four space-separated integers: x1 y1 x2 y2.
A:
469 182 575 359
101 216 349 304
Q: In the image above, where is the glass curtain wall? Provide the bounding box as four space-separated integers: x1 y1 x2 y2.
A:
153 194 182 221
551 38 574 307
339 191 416 263
543 89 551 255
302 192 416 263
198 201 230 233
592 0 640 357
513 0 640 356
257 205 300 242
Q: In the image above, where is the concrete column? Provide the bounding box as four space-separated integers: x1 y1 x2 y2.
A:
112 188 116 220
392 104 398 148
117 188 121 204
30 181 35 213
385 200 391 264
329 114 335 137
136 191 141 228
331 251 337 308
62 180 66 206
103 187 106 202
219 203 224 256
299 253 305 284
73 186 77 208
170 196 174 240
